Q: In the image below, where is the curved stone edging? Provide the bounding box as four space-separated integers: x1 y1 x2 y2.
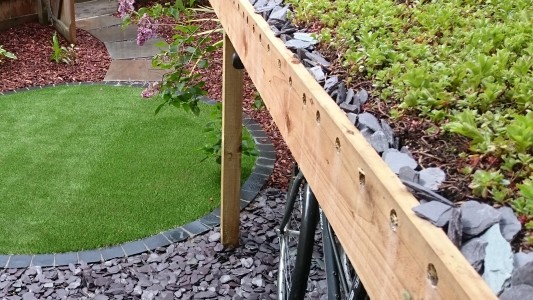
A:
0 82 274 269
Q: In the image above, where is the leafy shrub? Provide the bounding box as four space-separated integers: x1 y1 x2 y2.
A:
0 45 16 62
50 32 77 64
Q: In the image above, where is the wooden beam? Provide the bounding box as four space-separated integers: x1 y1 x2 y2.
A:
210 0 496 299
220 33 244 248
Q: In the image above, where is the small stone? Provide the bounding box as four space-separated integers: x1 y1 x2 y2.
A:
92 295 109 300
380 119 394 145
511 261 533 287
305 51 330 68
208 233 221 243
323 76 338 92
460 238 487 273
357 89 369 104
339 102 359 113
419 167 446 190
479 224 513 294
498 206 522 242
499 285 533 300
382 149 418 174
21 292 37 300
293 32 318 44
346 113 357 125
398 166 419 183
412 201 452 227
285 39 312 50
142 290 157 300
307 66 325 82
514 252 533 269
267 5 289 21
461 201 501 238
369 131 390 153
220 275 232 284
357 112 382 133
447 207 463 248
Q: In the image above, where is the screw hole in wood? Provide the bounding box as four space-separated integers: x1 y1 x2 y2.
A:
427 263 438 287
390 209 399 232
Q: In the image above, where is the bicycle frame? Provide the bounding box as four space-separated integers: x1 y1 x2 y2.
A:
278 169 368 300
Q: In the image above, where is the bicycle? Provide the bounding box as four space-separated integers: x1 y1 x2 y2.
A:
277 165 369 300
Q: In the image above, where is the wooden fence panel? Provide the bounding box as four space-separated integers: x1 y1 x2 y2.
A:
0 0 38 30
0 0 75 44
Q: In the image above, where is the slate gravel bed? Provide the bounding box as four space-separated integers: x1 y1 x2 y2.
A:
0 190 327 299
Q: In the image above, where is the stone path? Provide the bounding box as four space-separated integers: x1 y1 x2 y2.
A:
75 0 167 82
0 190 327 299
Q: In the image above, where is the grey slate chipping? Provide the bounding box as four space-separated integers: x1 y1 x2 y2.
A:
499 285 533 300
511 261 533 287
461 201 502 238
357 112 382 133
382 149 418 174
498 206 522 242
419 167 446 191
460 238 487 273
480 224 513 295
514 252 533 269
412 201 452 227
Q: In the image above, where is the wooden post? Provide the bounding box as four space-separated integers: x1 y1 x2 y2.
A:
220 33 244 248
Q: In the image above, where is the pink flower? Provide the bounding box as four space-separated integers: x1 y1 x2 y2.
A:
118 0 135 18
136 13 158 46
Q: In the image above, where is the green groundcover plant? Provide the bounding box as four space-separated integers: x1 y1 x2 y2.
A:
287 0 532 243
0 44 16 62
0 85 256 254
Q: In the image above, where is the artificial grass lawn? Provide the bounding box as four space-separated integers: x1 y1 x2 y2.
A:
0 85 256 254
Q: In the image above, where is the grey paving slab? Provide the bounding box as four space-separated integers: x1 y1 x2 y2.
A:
78 250 102 264
104 39 165 60
121 241 148 256
76 15 122 30
253 165 274 176
89 25 138 42
6 255 32 268
55 252 78 266
182 221 209 236
199 213 220 228
31 255 55 267
101 246 126 260
242 173 269 192
75 0 118 20
241 188 258 202
142 234 171 250
104 59 167 82
0 255 9 268
162 228 190 243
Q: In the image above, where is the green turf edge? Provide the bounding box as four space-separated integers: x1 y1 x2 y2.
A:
0 84 256 254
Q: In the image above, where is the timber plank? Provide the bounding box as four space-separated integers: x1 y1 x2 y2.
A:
210 0 496 299
220 34 244 248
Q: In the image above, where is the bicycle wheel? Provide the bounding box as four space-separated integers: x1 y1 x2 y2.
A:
278 170 305 299
278 173 323 299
